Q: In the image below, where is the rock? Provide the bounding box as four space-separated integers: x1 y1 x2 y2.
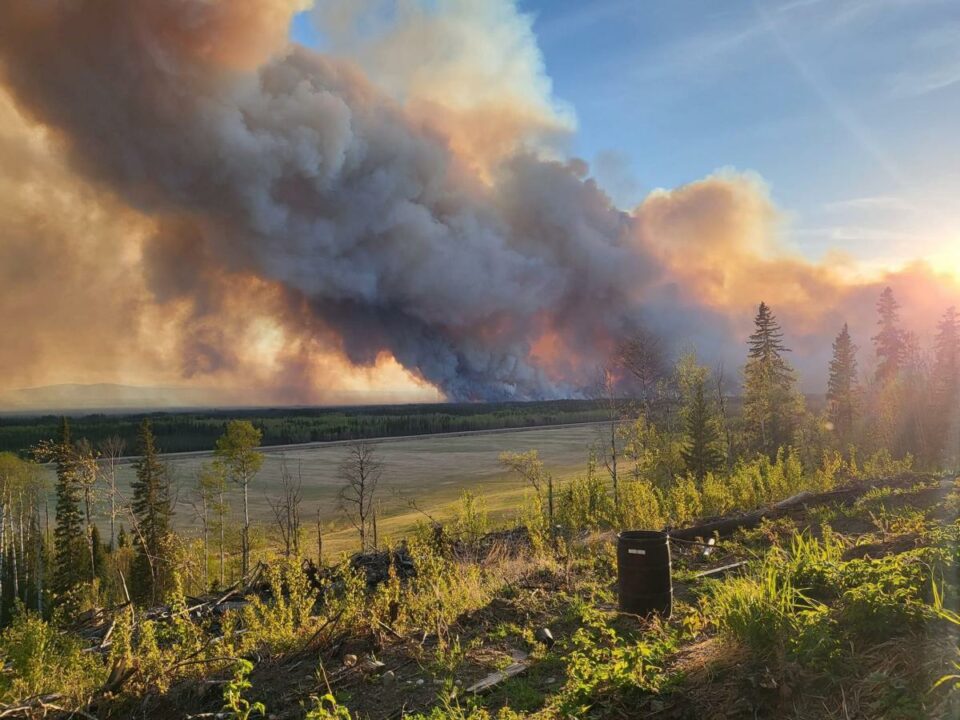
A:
361 659 386 674
343 653 358 668
382 670 396 687
534 627 555 648
416 678 425 686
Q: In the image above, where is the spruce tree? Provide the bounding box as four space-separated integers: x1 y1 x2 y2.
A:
932 306 960 462
873 287 904 383
934 307 960 401
677 353 724 482
52 417 86 597
130 419 173 603
827 323 859 444
742 302 803 456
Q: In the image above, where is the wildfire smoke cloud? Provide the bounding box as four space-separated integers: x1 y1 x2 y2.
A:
0 0 956 404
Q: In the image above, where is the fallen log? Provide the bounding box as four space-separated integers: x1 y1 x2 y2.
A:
670 473 936 542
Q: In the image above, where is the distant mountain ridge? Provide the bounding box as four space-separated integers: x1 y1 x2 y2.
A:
0 383 443 414
0 383 223 413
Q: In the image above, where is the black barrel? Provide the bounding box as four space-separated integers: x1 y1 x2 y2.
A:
616 530 672 618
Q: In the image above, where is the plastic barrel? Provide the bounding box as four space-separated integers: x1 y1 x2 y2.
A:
616 530 672 618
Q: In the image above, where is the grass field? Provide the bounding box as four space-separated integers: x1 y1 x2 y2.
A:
55 423 606 555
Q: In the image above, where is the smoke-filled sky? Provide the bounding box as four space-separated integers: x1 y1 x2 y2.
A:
0 0 957 409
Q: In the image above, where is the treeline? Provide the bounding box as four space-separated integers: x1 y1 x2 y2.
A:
0 400 611 455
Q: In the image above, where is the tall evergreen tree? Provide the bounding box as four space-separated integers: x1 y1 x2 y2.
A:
742 302 803 456
130 419 173 603
677 354 724 481
827 323 859 444
51 418 86 597
934 307 960 401
932 306 960 463
873 287 904 383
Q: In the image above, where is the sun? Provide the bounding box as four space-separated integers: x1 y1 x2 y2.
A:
930 237 960 281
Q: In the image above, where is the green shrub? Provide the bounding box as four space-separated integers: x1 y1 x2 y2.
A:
663 474 702 526
557 465 615 533
836 551 935 639
455 490 489 546
0 607 106 705
554 606 672 715
617 478 663 530
701 471 734 518
222 659 265 720
233 556 317 655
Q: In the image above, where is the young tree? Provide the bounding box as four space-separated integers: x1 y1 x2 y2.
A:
338 441 383 552
0 454 44 616
616 326 668 415
676 353 724 482
714 362 735 470
99 435 125 551
130 419 174 603
192 462 224 591
827 323 859 445
742 302 803 457
214 421 263 576
267 456 303 558
591 366 621 506
500 449 556 540
873 286 905 384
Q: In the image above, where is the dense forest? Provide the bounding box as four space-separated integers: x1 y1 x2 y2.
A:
0 288 957 719
0 400 612 455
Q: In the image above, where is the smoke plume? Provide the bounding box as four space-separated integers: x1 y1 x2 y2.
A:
0 0 956 404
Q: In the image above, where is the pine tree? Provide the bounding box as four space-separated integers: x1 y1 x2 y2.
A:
677 354 724 482
827 323 859 444
932 306 960 463
873 287 904 383
51 418 86 597
934 307 960 401
130 420 173 603
742 302 803 456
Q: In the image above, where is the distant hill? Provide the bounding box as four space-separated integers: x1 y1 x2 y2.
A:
0 383 222 413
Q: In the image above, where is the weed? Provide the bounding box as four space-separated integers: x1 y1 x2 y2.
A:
222 659 265 720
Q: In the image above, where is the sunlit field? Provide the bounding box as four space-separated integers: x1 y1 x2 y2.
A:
47 424 602 554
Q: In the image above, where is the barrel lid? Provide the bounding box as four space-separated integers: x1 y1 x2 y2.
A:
617 529 668 541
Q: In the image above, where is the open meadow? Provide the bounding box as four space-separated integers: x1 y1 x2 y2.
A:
51 424 606 555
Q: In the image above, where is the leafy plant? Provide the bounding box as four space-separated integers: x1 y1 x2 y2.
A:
222 659 265 720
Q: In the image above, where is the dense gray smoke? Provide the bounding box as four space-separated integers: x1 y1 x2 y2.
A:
0 1 666 400
1 2 956 403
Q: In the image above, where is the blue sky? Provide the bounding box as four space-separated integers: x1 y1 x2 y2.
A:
291 0 960 270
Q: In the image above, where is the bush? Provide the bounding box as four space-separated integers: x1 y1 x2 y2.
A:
0 606 106 705
555 606 672 716
617 479 664 530
701 471 734 518
557 465 614 533
662 474 702 526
